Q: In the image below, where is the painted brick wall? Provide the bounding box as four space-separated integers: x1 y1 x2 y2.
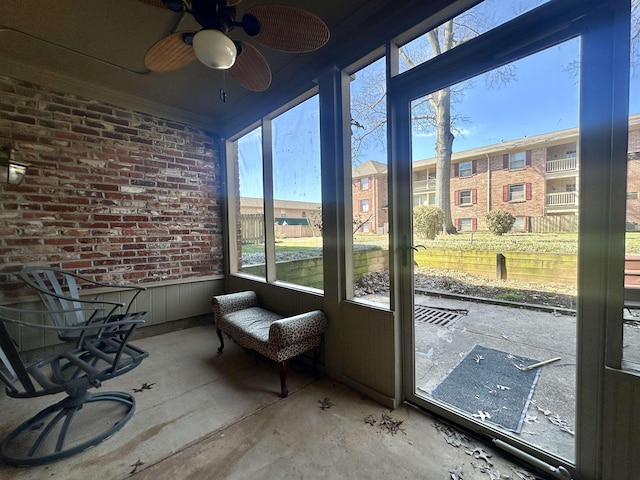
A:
0 75 223 299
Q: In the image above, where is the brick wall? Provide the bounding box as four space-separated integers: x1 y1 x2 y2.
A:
0 75 223 299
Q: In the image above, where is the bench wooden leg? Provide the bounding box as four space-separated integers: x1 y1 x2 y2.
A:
279 360 289 398
216 328 224 353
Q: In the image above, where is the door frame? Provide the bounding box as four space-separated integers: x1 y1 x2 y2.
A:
387 0 630 477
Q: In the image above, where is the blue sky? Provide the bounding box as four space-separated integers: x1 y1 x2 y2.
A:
240 1 640 202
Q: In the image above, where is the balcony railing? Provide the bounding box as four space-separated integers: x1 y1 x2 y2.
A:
546 157 577 173
413 179 436 192
546 191 577 206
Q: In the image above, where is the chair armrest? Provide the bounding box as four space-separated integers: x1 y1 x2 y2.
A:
211 291 259 318
268 310 327 348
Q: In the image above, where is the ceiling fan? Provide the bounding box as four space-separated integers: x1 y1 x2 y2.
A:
140 0 330 92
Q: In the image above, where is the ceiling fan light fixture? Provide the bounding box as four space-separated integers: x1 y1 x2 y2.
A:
192 29 237 70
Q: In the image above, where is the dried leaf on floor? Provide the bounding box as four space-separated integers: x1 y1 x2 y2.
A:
472 410 492 422
449 465 464 480
472 463 501 480
364 414 376 426
133 382 155 393
318 397 333 410
129 459 144 474
378 412 406 435
534 404 574 435
465 447 493 465
433 421 470 448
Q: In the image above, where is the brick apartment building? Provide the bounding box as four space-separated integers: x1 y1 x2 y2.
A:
353 113 640 233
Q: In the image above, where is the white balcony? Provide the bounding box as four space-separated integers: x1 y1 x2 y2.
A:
546 157 577 173
546 191 577 206
413 179 436 192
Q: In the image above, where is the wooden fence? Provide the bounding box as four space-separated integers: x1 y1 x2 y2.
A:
241 214 265 245
241 214 318 244
529 215 578 233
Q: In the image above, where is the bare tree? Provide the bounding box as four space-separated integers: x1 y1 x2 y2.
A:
350 4 530 235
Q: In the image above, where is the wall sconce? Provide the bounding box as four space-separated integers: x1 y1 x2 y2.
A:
0 147 29 185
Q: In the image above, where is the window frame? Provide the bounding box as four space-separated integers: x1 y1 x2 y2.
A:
459 160 473 177
509 151 526 170
508 183 525 202
459 189 473 205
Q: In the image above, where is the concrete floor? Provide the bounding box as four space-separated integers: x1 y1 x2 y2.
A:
412 294 577 463
0 325 549 480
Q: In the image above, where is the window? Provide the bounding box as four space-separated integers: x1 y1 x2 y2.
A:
349 57 389 307
509 184 525 201
459 190 472 205
566 150 577 158
229 94 322 290
627 192 638 200
459 161 473 177
458 218 473 231
509 151 526 170
566 184 576 192
272 95 322 288
233 127 264 275
398 0 549 74
302 211 307 218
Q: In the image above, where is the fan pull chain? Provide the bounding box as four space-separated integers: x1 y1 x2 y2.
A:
219 72 227 103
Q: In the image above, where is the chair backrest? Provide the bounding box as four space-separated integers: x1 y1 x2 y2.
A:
20 267 123 326
0 317 36 396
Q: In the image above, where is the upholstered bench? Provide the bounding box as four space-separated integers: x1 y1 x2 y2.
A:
211 291 328 397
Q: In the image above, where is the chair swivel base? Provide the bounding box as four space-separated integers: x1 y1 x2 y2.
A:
1 391 136 467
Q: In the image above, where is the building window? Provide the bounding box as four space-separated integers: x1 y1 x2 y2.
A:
301 211 306 217
459 190 473 205
458 218 473 231
360 199 370 212
566 150 577 158
566 184 576 192
627 192 639 200
509 183 525 201
509 151 526 170
361 177 370 190
361 221 370 233
459 161 473 177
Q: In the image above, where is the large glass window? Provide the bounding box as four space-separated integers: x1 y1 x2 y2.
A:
272 95 323 289
234 127 265 276
349 57 390 306
398 0 549 73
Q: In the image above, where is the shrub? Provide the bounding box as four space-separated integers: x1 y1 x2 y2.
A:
413 205 444 240
484 209 516 236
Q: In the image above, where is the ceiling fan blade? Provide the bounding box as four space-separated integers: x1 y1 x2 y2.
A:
247 4 329 53
145 32 196 72
229 42 272 92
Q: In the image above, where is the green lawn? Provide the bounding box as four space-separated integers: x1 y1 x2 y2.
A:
244 231 640 255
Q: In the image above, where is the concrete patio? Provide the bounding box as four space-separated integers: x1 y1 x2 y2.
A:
0 323 548 480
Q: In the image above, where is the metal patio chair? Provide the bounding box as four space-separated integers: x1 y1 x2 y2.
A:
0 306 148 466
20 266 146 344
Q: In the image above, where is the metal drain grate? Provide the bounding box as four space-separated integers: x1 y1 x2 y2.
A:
414 305 466 327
